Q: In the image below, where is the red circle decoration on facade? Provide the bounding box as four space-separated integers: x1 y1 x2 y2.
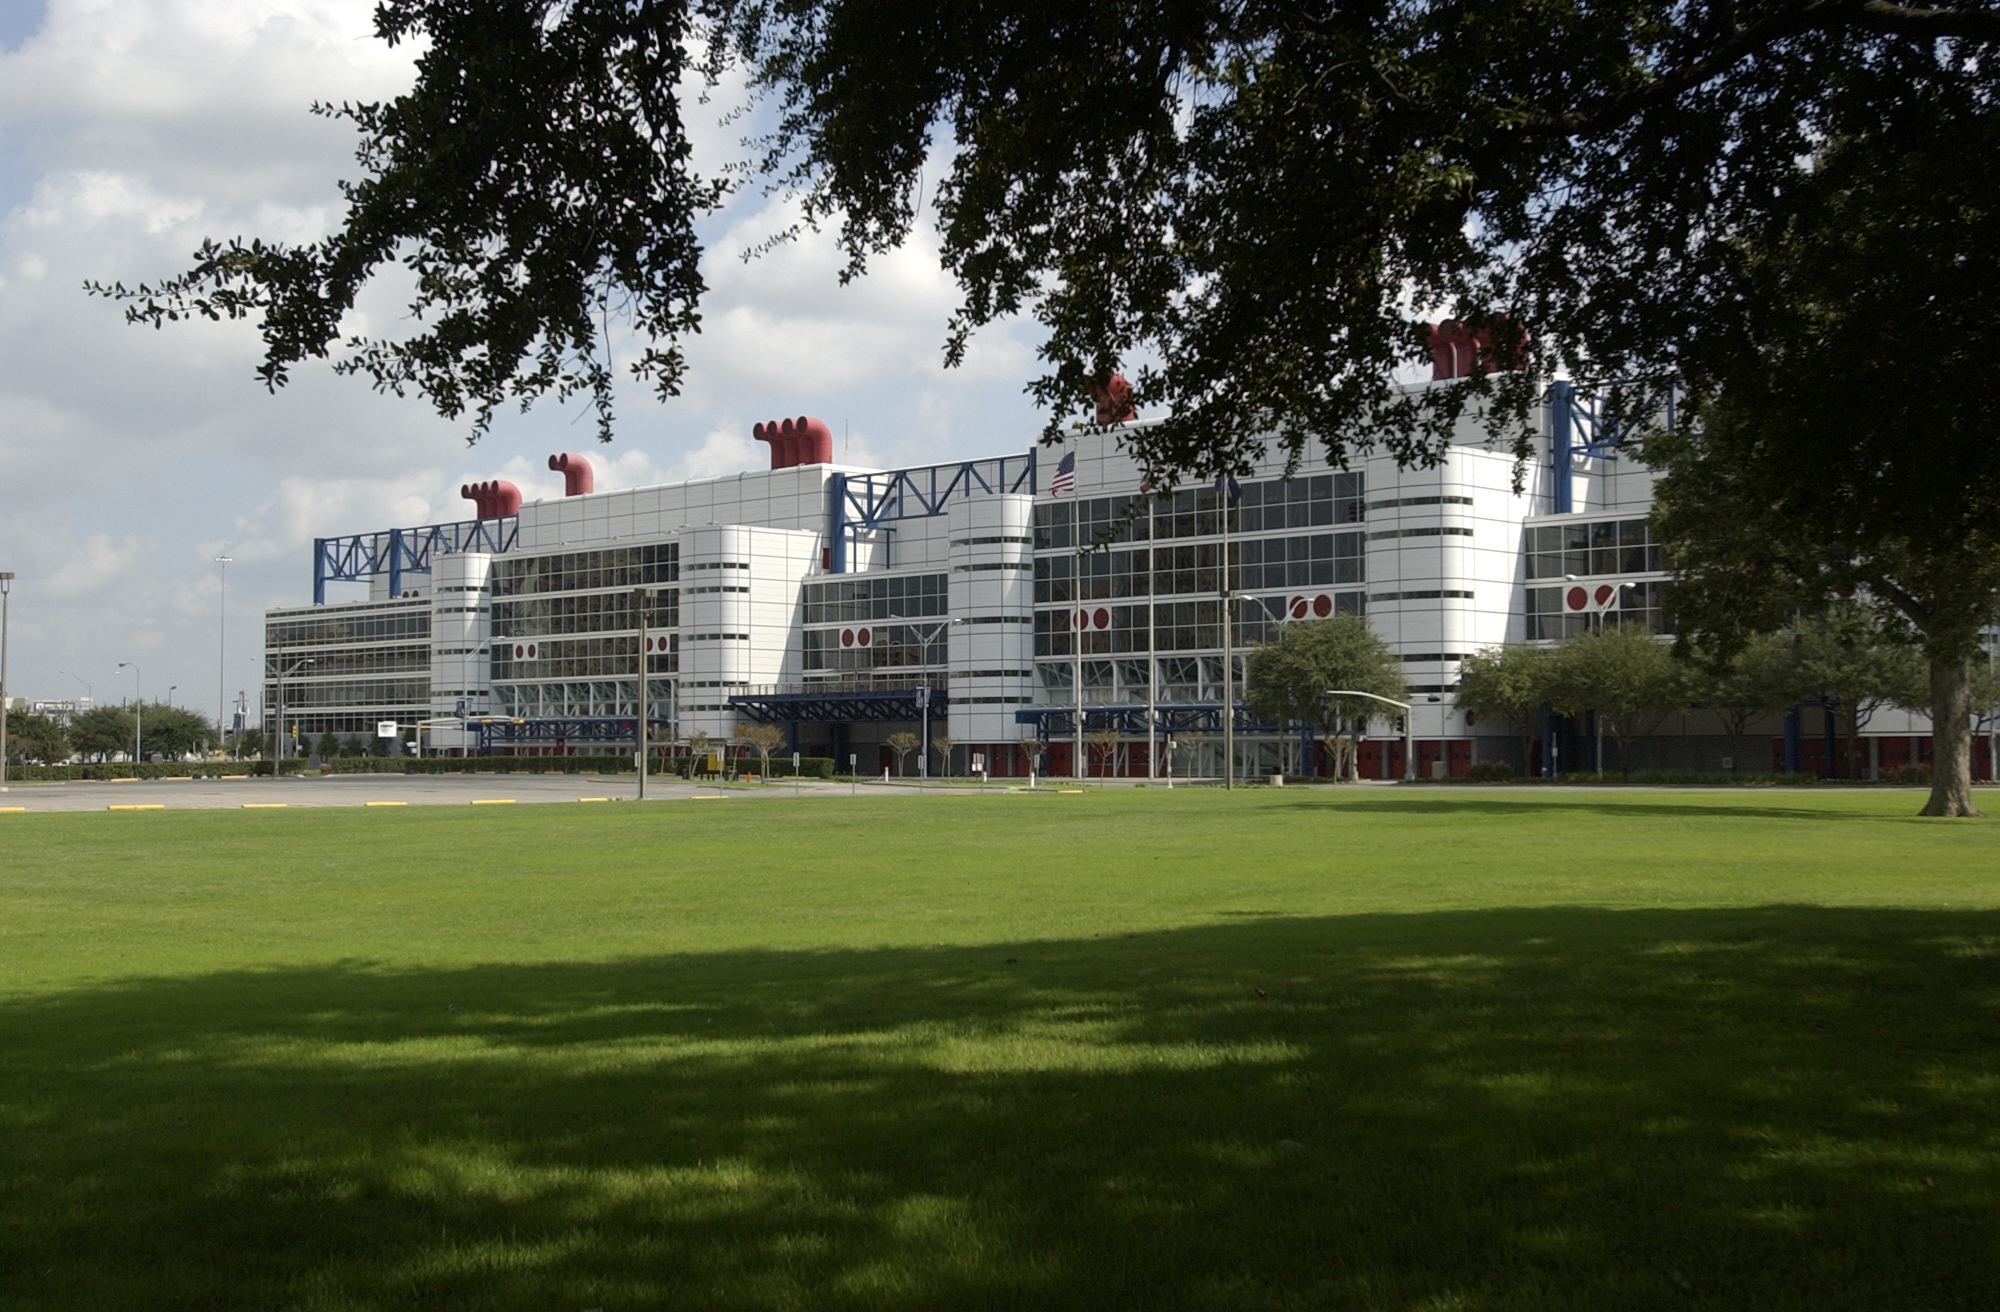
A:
1289 596 1309 620
1075 609 1090 631
857 627 871 647
515 644 525 659
1594 583 1617 608
526 643 537 659
1093 607 1111 630
1566 585 1589 612
840 628 855 648
1312 594 1333 618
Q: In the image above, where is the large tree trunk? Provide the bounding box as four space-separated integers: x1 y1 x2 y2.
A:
1921 654 1981 817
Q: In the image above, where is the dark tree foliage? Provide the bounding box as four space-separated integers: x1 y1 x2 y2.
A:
1649 93 2000 815
87 0 2000 479
89 0 728 443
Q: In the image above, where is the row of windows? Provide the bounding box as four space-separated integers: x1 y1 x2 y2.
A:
262 644 430 679
261 677 430 709
1036 656 1245 703
802 624 949 671
493 679 677 719
492 635 680 679
491 543 678 596
1525 581 1670 639
1033 475 1366 549
492 589 679 638
1034 593 1364 655
268 608 429 649
1035 534 1364 602
1526 518 1666 579
802 573 949 624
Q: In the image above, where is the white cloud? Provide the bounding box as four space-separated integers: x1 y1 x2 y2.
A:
0 0 1050 710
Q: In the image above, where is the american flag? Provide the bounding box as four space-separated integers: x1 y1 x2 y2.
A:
1051 450 1076 496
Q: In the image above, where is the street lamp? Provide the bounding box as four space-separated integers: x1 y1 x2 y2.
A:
884 613 952 785
634 585 657 801
118 662 141 767
0 572 13 790
272 656 314 775
216 555 232 758
1324 689 1416 782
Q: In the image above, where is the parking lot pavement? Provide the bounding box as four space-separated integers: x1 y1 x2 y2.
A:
0 771 1035 812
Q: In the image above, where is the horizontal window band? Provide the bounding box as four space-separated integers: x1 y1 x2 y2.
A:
1368 590 1476 601
1368 495 1473 509
960 615 1034 624
952 562 1033 571
685 585 750 594
1399 654 1470 663
951 536 1034 546
684 634 750 641
1403 684 1460 694
1367 527 1476 540
956 697 1034 705
952 671 1035 680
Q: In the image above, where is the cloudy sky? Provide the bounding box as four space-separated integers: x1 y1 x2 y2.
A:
0 0 1050 724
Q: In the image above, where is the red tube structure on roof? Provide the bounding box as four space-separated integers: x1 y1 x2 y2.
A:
754 415 833 469
548 453 595 496
459 479 523 519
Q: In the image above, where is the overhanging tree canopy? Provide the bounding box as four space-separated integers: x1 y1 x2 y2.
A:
87 0 2000 475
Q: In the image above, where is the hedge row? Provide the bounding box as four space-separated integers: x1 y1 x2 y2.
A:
3 761 302 781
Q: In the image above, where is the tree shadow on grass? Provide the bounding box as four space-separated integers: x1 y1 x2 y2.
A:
4 907 1999 1311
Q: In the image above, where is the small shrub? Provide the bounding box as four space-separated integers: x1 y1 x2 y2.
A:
1467 761 1516 782
1884 764 1932 785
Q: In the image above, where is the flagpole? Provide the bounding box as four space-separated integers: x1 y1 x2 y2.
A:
1146 495 1157 782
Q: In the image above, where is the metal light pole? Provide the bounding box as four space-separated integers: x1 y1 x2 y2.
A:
273 656 313 776
635 586 655 801
0 572 13 790
885 613 950 784
1220 481 1237 789
1324 689 1416 781
118 661 141 767
216 555 231 757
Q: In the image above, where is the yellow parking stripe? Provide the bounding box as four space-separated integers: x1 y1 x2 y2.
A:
241 803 288 809
364 801 408 807
471 799 516 805
577 797 613 803
108 804 165 811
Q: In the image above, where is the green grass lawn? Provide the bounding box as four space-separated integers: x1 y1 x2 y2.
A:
2 789 1996 1310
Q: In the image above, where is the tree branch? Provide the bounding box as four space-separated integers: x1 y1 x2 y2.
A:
1525 1 2000 138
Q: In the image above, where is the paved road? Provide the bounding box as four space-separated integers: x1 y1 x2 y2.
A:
0 771 1080 812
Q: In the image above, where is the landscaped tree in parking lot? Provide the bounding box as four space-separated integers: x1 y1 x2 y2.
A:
4 712 70 766
885 732 920 778
1455 645 1558 775
1544 626 1691 777
68 705 136 762
1246 615 1404 766
738 723 785 777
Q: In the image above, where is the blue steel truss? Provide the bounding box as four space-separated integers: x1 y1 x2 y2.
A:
313 516 519 604
829 452 1036 572
729 687 948 725
1014 704 1275 737
1549 378 1680 514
